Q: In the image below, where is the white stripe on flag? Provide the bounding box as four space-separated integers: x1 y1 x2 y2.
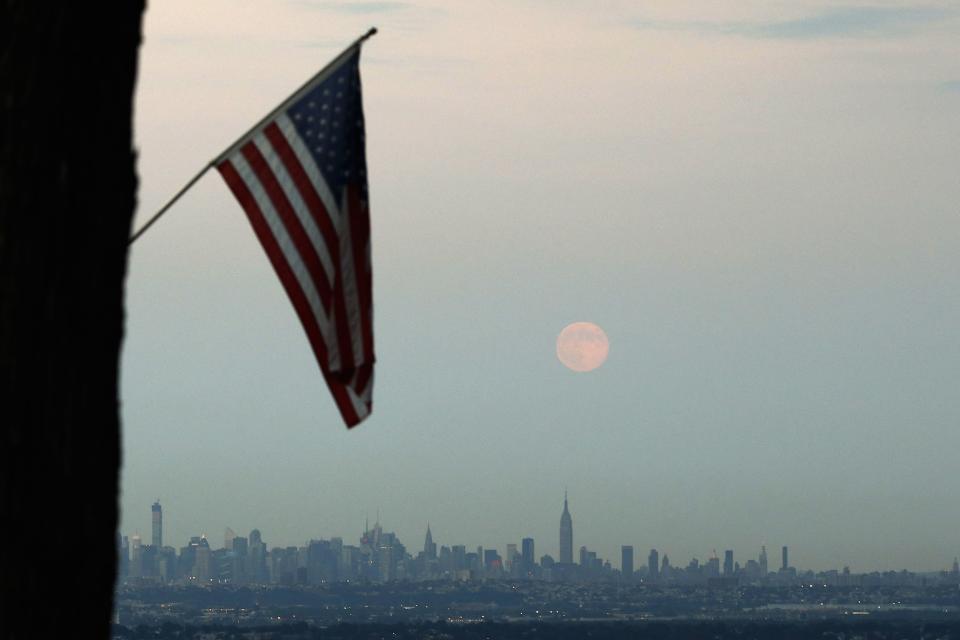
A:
230 152 342 371
251 133 336 288
355 370 374 403
345 385 370 420
276 114 342 231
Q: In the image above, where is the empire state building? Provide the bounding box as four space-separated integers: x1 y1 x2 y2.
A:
559 491 573 564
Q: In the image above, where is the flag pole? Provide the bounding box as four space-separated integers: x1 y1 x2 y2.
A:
128 163 213 244
128 27 378 245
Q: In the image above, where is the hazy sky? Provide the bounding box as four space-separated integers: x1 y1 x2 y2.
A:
122 0 960 572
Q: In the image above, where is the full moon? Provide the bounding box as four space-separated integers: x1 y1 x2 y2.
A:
556 322 610 372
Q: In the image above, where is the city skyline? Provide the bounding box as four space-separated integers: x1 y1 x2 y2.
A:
123 496 960 576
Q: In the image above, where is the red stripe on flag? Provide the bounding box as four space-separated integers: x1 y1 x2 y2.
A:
217 159 360 427
347 185 374 362
240 142 334 317
329 270 356 375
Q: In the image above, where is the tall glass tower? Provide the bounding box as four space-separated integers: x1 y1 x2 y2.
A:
559 491 573 564
621 545 634 579
151 500 162 548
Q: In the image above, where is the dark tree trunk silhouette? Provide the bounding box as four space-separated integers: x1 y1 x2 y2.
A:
1 3 144 638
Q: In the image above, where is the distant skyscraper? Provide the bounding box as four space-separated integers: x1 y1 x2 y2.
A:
782 546 789 571
521 537 535 573
232 536 249 583
194 536 212 581
705 555 720 577
249 529 266 583
559 491 573 564
621 546 634 579
506 544 519 571
953 558 959 575
759 545 768 576
130 534 143 578
451 545 466 571
648 548 659 579
233 536 248 556
424 524 437 560
723 550 734 576
224 527 236 551
483 548 502 572
151 501 162 548
118 534 129 578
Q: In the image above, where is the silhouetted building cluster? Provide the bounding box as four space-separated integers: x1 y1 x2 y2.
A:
119 500 960 588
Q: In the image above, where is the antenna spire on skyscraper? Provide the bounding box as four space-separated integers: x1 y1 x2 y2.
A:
559 489 573 564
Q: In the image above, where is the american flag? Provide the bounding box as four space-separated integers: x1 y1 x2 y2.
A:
214 42 374 428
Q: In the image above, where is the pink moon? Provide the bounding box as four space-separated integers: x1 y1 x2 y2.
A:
556 322 610 372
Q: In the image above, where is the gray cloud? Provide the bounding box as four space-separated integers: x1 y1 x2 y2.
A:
636 6 952 40
292 1 409 13
736 6 949 39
